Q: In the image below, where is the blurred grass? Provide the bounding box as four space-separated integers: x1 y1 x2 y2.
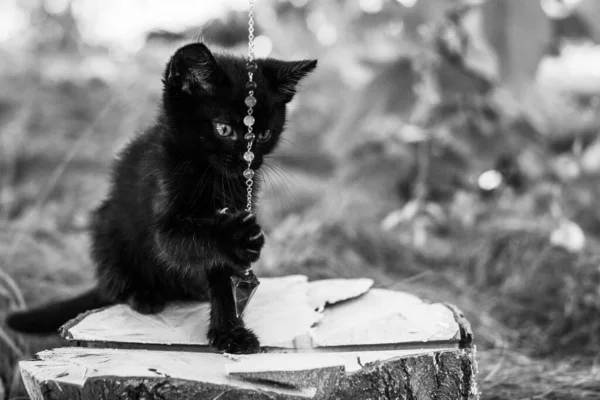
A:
2 41 600 400
0 50 163 397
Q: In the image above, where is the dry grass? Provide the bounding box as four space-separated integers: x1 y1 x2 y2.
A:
478 350 600 400
1 45 600 400
0 50 161 398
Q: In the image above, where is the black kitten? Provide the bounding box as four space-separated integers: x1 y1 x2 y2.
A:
6 42 316 354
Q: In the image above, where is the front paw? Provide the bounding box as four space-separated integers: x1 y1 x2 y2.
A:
208 325 261 354
216 210 265 264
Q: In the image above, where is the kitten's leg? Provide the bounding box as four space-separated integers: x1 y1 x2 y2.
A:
206 267 260 354
153 209 264 350
92 204 169 315
128 290 167 314
97 265 168 314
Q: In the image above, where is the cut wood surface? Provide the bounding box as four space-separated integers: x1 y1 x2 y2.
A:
61 275 464 350
20 346 479 400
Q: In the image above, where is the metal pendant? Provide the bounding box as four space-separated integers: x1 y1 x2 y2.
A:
231 269 260 318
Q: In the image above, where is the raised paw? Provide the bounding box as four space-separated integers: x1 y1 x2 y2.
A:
208 325 261 354
215 210 265 265
128 292 167 314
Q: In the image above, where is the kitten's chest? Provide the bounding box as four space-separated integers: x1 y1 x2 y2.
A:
210 188 247 212
174 172 248 214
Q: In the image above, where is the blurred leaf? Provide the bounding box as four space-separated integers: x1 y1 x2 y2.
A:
550 219 586 253
580 138 600 174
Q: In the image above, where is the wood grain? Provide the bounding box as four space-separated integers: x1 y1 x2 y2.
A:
20 346 479 400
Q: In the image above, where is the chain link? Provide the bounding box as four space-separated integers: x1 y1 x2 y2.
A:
244 0 256 213
248 0 255 60
229 0 259 316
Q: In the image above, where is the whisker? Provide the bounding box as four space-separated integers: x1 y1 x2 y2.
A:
191 166 212 207
278 136 304 148
263 163 300 196
220 174 225 208
172 159 192 176
263 168 286 218
260 163 300 218
264 154 310 161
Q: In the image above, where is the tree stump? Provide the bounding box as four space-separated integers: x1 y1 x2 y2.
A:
19 275 479 400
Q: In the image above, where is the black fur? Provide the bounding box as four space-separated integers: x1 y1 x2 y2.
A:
6 288 111 334
6 42 316 354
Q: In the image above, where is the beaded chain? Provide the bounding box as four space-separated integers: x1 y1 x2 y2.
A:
228 0 261 319
243 0 257 213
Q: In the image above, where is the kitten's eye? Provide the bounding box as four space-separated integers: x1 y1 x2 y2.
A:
214 122 233 137
258 130 271 142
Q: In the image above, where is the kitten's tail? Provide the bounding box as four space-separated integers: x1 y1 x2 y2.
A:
5 288 113 334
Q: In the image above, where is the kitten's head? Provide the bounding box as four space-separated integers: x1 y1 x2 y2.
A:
161 42 317 176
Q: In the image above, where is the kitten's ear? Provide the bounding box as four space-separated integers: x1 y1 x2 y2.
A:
262 59 317 103
164 43 222 94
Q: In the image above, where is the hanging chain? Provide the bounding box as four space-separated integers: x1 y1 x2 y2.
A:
242 0 257 213
228 0 261 320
